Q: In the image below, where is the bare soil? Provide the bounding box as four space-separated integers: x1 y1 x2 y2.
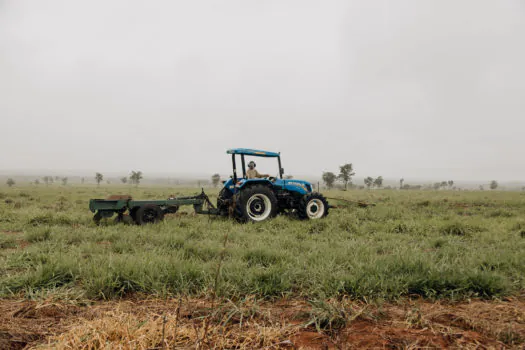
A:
0 295 523 349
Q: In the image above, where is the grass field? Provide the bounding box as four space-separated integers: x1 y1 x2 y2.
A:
1 185 524 300
1 185 524 348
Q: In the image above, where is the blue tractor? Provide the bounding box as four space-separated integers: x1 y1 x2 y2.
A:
87 148 330 225
217 148 329 222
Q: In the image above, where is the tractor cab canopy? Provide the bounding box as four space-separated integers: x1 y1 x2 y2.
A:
226 148 280 158
227 148 283 180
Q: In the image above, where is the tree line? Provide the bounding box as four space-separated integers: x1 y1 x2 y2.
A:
320 164 502 191
95 171 143 186
1 169 503 192
322 163 383 190
3 171 144 187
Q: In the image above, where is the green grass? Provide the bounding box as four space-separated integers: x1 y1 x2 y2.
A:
0 185 524 300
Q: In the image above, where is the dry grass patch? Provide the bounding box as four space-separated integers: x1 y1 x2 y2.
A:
0 296 523 349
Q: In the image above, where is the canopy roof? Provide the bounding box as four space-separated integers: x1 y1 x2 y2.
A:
226 148 280 158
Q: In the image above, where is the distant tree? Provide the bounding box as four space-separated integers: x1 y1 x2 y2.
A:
6 178 15 187
34 179 40 185
95 172 103 186
479 185 484 191
211 173 221 187
490 180 498 190
42 176 53 186
433 182 442 190
522 186 525 192
338 164 355 190
448 180 454 189
54 176 60 181
61 177 68 186
440 181 448 189
130 171 143 187
120 177 128 184
400 178 404 189
364 176 374 189
81 177 85 184
322 172 337 189
374 176 383 188
106 180 111 184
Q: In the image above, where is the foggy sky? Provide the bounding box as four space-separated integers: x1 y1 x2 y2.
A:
1 0 524 182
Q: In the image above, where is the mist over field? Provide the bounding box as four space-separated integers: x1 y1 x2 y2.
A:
1 0 524 182
2 3 525 348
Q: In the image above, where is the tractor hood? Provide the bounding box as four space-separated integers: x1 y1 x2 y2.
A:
278 179 313 194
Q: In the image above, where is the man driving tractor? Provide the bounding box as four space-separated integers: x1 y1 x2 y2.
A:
246 161 270 179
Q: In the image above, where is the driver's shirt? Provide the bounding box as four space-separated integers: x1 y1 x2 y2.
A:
246 169 261 179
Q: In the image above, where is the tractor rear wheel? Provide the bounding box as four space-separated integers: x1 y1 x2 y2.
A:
298 193 329 220
236 185 278 223
135 205 164 225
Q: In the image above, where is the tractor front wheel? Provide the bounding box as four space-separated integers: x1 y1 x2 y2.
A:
298 193 329 220
236 185 278 223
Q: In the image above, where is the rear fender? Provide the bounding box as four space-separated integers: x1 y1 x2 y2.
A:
238 179 274 189
222 178 274 194
222 178 236 193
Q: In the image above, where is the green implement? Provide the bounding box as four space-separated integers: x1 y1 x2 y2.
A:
89 190 218 225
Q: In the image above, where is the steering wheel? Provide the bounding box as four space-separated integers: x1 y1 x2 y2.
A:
268 176 276 182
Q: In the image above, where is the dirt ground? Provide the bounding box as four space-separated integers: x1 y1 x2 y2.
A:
0 295 523 349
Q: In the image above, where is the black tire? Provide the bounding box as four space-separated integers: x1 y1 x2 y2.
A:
235 185 278 223
114 214 134 225
163 205 179 215
135 205 164 225
93 211 102 225
217 187 233 216
129 207 139 222
218 187 233 201
297 193 329 220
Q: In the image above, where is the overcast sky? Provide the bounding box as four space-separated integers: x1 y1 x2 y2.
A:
1 0 524 182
